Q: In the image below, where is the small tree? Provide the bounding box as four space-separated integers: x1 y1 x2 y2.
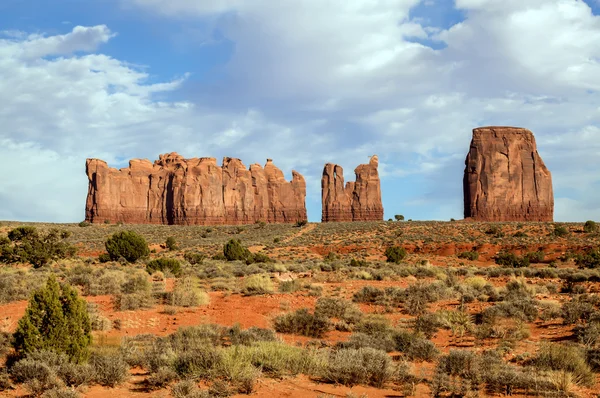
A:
223 239 251 262
385 246 407 263
13 275 91 363
165 237 178 251
394 215 405 221
105 230 149 263
0 226 76 268
584 220 598 234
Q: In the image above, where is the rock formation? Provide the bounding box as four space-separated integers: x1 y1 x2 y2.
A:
463 127 554 222
321 156 384 222
85 153 307 225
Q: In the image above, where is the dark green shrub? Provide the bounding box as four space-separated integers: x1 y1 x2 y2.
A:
584 220 598 233
384 246 407 263
98 253 111 263
575 249 600 269
78 221 91 228
295 220 308 227
349 258 368 267
552 224 569 237
165 237 178 251
223 239 251 262
494 251 529 268
146 258 182 277
273 308 331 338
184 251 206 265
458 251 479 261
0 227 76 268
393 330 439 361
105 230 149 263
524 251 545 263
13 276 92 363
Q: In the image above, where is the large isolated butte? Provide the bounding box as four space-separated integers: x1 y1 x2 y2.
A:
463 127 554 222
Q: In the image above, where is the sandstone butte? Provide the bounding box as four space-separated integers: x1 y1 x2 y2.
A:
85 153 307 225
321 155 384 222
463 126 554 222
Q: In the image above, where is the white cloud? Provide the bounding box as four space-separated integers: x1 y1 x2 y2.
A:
2 1 600 221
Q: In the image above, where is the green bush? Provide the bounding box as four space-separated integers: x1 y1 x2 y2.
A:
384 246 407 263
165 237 178 251
105 230 149 263
552 224 569 237
532 343 594 387
575 249 600 269
273 308 331 338
584 220 598 233
295 220 308 227
184 251 206 265
458 251 479 261
223 239 251 262
524 251 545 263
13 276 92 363
171 379 209 398
349 258 368 267
146 258 182 277
0 227 76 268
494 251 529 268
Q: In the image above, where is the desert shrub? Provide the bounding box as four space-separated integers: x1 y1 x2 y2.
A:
231 342 322 377
278 279 303 293
146 258 182 277
90 350 130 387
0 227 76 268
322 347 394 387
223 239 251 262
575 249 600 269
436 350 481 385
295 220 308 227
273 308 331 338
13 276 92 363
10 357 64 395
584 220 598 233
242 274 273 295
384 246 407 263
146 366 178 390
165 237 178 251
338 332 396 352
352 286 385 304
532 343 594 387
458 251 479 261
105 230 149 263
495 251 529 268
349 258 368 267
553 224 569 237
354 315 392 336
413 313 443 338
173 347 223 380
0 270 47 303
562 296 596 324
524 251 545 263
315 297 361 323
171 379 209 398
184 251 206 265
226 325 277 346
169 278 209 307
112 291 155 311
485 225 504 237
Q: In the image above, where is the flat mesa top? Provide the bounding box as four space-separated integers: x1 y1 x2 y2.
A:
473 126 528 131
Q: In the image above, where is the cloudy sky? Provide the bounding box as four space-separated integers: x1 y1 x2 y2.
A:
1 0 599 223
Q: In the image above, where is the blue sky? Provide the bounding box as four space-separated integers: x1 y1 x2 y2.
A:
1 0 599 223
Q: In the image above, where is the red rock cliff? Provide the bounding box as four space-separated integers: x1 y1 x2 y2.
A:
321 155 383 222
85 153 307 225
463 127 554 222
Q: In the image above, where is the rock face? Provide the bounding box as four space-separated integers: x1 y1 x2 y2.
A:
463 127 554 222
322 156 384 222
85 153 307 225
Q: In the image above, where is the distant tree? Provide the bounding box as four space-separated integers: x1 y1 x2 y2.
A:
0 226 76 268
105 230 149 263
13 275 91 363
394 215 405 221
385 246 407 263
584 221 598 234
165 236 178 251
223 239 252 262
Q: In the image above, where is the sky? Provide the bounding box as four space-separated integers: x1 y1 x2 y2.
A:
1 0 599 223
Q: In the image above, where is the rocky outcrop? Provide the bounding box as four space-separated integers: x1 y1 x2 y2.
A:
321 156 383 222
85 153 307 225
463 127 554 222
